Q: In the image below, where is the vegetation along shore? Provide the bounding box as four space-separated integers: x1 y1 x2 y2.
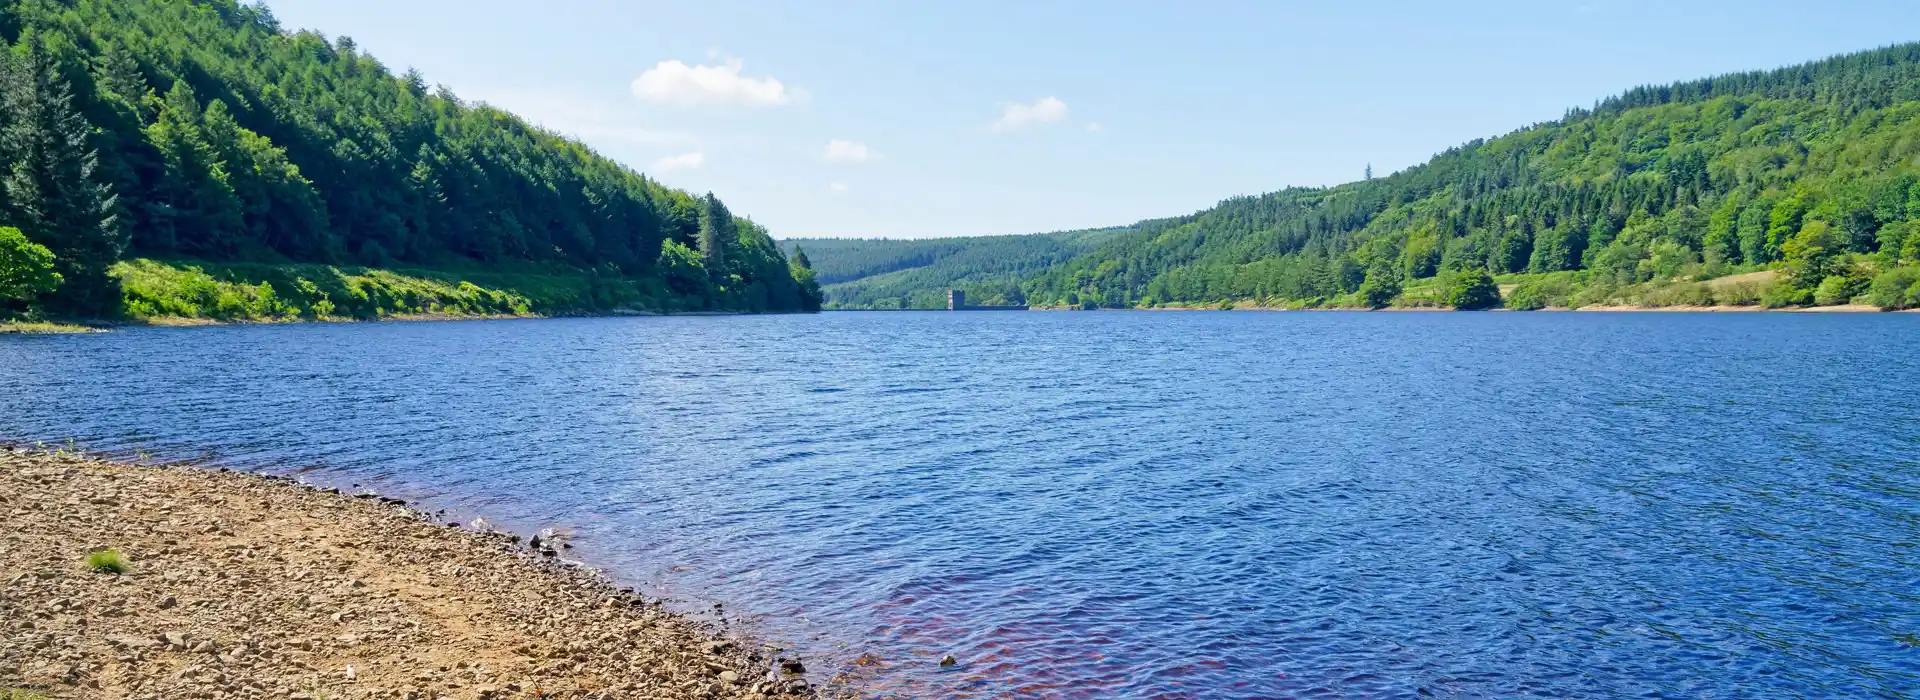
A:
0 0 822 332
792 43 1920 313
0 448 820 699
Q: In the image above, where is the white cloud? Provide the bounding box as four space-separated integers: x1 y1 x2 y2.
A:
829 182 849 193
991 96 1069 132
464 88 695 148
1086 122 1103 132
632 58 798 107
651 152 705 171
824 139 873 163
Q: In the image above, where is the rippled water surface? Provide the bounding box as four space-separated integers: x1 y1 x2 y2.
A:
4 312 1919 697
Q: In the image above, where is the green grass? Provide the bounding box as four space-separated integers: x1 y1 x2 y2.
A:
0 321 100 334
110 258 683 322
2 688 52 700
83 549 130 575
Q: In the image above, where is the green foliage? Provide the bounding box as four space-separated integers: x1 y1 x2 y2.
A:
84 548 129 574
0 0 814 316
1814 275 1864 306
802 42 1920 312
1866 266 1920 309
111 258 665 321
1442 269 1501 310
0 225 61 303
1505 274 1575 310
1356 263 1403 309
1761 280 1814 308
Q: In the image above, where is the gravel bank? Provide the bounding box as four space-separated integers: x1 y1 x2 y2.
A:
0 450 818 699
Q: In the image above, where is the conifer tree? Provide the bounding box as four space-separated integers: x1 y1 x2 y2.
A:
0 36 124 315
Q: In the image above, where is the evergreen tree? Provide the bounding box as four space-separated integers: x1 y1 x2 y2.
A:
697 193 732 272
0 36 124 315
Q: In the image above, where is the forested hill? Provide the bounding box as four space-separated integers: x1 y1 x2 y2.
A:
0 0 821 321
805 42 1920 311
784 227 1125 308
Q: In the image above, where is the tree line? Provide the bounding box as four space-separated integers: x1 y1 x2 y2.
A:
807 42 1920 311
0 0 818 319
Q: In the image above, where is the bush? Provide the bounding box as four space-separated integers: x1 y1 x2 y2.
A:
0 226 63 305
84 549 130 575
1442 269 1502 310
1505 275 1574 310
1761 280 1813 308
1712 281 1766 306
1813 275 1863 306
1640 282 1715 307
1866 267 1920 309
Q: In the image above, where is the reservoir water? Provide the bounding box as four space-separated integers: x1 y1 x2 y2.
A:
3 312 1917 697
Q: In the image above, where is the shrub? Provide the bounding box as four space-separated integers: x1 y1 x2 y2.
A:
0 226 63 305
84 549 130 575
1712 281 1766 306
1505 275 1574 310
1760 280 1813 308
1813 275 1862 306
1640 282 1714 307
1442 269 1501 310
1866 267 1920 310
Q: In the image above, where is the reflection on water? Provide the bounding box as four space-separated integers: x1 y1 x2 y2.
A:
3 312 1918 697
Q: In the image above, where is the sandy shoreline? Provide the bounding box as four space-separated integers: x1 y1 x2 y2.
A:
0 449 817 699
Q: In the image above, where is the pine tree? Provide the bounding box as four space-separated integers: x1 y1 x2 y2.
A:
0 36 125 316
697 192 732 271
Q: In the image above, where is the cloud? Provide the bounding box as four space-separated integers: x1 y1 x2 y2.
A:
824 139 873 163
651 152 705 171
1086 122 1103 132
632 58 798 107
464 88 696 148
991 96 1069 132
829 182 849 193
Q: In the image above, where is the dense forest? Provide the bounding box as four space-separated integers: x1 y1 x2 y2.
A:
0 0 820 322
784 228 1122 308
808 42 1920 311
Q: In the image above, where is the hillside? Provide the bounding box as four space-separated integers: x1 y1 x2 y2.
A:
0 0 821 322
804 43 1920 311
784 227 1125 308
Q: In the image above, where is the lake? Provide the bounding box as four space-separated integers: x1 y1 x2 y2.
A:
3 311 1917 697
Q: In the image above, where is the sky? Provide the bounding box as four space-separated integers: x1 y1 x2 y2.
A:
259 0 1920 240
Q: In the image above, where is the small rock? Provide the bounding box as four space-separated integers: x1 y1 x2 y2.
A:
157 595 178 610
940 654 958 667
779 658 806 675
719 670 740 684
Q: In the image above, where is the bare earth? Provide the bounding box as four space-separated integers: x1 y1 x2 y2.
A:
0 450 816 700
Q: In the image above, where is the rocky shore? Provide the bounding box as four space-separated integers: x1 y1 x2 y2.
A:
0 449 818 699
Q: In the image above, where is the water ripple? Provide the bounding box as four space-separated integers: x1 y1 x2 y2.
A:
2 312 1918 697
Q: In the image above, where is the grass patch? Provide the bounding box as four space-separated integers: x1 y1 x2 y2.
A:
84 549 130 575
2 689 52 700
0 321 101 334
111 258 678 323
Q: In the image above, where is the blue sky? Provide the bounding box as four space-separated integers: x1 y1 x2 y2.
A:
260 0 1920 239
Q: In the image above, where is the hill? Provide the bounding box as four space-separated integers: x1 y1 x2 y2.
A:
805 43 1920 311
0 0 821 323
784 227 1124 309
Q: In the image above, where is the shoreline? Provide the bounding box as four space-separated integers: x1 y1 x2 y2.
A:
0 309 799 335
0 449 817 699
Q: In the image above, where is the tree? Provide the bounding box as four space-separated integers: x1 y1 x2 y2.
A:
1781 219 1850 290
1356 262 1402 309
788 245 823 312
697 193 732 271
0 225 61 305
1443 268 1501 310
0 36 124 316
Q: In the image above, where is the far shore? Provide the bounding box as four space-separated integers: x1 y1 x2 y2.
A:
0 448 818 699
0 308 790 334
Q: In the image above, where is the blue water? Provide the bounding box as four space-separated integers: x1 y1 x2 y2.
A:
3 312 1918 698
